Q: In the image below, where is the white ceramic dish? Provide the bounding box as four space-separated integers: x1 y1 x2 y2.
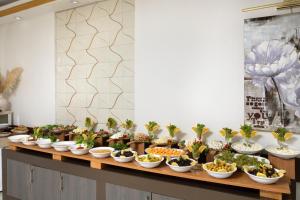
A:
244 168 284 184
166 158 196 173
202 162 237 179
70 147 90 155
111 151 136 163
265 146 300 159
22 140 36 146
8 135 30 143
36 138 52 149
135 155 164 168
89 147 114 158
232 142 263 155
52 141 76 152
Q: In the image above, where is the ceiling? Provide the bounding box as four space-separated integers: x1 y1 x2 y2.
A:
0 0 98 25
0 0 19 7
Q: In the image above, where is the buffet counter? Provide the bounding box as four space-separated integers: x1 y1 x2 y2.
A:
2 142 292 200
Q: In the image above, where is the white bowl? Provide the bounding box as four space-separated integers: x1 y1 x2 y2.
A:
135 155 164 168
233 154 270 166
166 158 196 172
70 147 90 155
265 146 300 159
52 141 76 152
36 138 52 149
244 169 284 184
22 140 36 146
89 147 114 158
111 151 136 163
8 135 30 143
202 162 237 179
232 142 263 155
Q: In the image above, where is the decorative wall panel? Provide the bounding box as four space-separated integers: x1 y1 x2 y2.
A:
55 0 134 128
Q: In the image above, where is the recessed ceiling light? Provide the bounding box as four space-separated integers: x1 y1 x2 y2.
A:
15 16 22 20
71 0 79 4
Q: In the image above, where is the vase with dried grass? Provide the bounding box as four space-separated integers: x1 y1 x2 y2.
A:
0 67 23 112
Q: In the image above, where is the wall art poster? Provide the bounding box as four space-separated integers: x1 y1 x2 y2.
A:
244 13 300 132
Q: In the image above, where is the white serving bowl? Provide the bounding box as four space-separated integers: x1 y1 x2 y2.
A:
22 140 36 146
8 135 30 143
70 146 90 155
265 146 300 159
166 158 196 173
111 150 136 163
135 155 164 168
202 162 237 179
89 147 114 158
233 154 270 166
232 142 263 155
52 141 76 152
36 138 53 149
244 169 284 184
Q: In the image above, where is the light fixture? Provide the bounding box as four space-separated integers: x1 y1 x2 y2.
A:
71 0 79 4
15 16 22 20
242 0 300 12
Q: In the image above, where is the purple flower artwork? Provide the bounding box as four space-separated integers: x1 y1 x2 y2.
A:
244 13 300 133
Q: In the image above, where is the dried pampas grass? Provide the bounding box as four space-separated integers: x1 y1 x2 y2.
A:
0 67 23 96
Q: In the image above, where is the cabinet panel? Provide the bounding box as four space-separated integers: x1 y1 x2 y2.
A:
106 183 151 200
61 173 96 200
152 193 183 200
31 166 61 200
7 159 30 200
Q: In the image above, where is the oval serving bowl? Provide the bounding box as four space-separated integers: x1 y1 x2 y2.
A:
89 147 115 158
202 162 237 179
166 158 197 173
135 154 164 168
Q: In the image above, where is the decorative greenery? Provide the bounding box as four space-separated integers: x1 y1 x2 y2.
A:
272 127 293 142
220 128 238 143
240 124 256 139
32 127 43 140
166 124 180 138
106 117 118 133
192 123 209 141
75 132 97 148
0 67 23 96
32 127 57 142
144 121 160 140
186 140 207 160
85 117 96 131
109 142 128 150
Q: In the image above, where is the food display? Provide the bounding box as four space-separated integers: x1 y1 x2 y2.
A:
145 147 185 157
111 150 136 163
134 132 150 142
110 132 129 139
203 160 237 179
231 142 263 155
244 164 285 184
89 147 114 158
265 146 300 159
52 141 76 152
166 155 197 172
207 140 225 150
11 125 29 134
136 154 164 168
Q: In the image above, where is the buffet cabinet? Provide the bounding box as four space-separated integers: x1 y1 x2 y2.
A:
2 149 261 200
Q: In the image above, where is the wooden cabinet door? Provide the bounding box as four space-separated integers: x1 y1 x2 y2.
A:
152 193 183 200
31 166 61 200
106 183 151 200
7 159 31 200
60 173 96 200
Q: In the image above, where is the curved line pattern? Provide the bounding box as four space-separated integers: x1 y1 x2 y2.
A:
64 10 78 125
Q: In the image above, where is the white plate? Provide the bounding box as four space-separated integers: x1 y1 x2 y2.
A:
22 140 36 146
202 162 237 179
244 168 284 184
111 151 136 163
166 158 196 173
232 142 263 155
265 146 300 159
70 147 90 155
52 141 76 152
89 147 114 158
135 155 164 168
8 135 30 143
36 138 52 148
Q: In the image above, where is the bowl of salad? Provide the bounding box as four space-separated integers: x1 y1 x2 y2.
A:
244 164 285 184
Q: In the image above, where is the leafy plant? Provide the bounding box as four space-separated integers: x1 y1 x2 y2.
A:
75 132 97 148
109 142 128 150
272 127 293 142
145 121 160 140
106 117 118 132
166 124 180 138
85 117 96 131
192 123 209 140
240 124 256 139
32 127 43 140
220 128 238 143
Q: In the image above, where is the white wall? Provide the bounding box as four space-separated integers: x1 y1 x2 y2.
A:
135 0 300 150
0 13 55 126
0 0 299 150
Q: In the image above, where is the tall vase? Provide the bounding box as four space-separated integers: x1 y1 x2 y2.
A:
0 94 9 112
